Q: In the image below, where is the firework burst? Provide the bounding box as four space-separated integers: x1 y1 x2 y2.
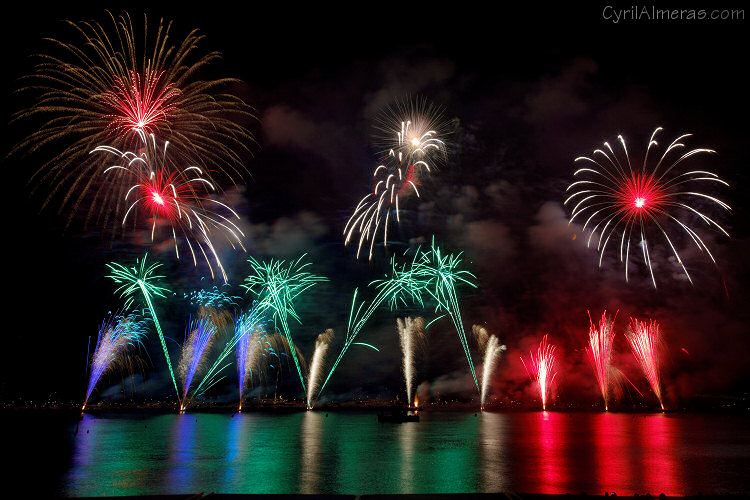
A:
12 11 254 228
565 127 730 288
95 132 246 282
586 310 617 411
344 99 448 260
521 335 559 411
626 318 665 409
83 311 147 410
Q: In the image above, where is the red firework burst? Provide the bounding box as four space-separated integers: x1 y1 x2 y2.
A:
96 132 245 282
103 70 180 137
565 127 730 288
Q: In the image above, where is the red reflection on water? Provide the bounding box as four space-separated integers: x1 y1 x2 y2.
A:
592 413 635 495
639 414 684 496
533 411 570 494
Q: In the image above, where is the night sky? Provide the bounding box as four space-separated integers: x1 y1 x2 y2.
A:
2 2 748 408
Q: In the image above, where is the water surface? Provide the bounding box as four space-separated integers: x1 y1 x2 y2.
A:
20 411 750 496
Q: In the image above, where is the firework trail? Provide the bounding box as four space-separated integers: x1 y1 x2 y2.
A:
94 131 246 282
83 311 147 410
626 318 665 409
319 240 476 397
107 254 179 401
344 99 447 260
398 317 425 407
318 249 427 397
306 329 335 409
11 11 254 227
586 310 617 411
411 239 480 393
178 315 218 411
242 255 328 393
473 325 507 410
565 127 730 288
521 335 559 411
235 305 266 410
178 312 250 412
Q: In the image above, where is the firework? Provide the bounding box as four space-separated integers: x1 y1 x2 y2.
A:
83 311 147 410
344 98 448 260
94 131 246 282
179 312 248 412
586 310 617 411
178 315 218 412
565 127 730 287
12 11 254 227
306 329 334 409
521 335 559 411
320 240 477 397
235 305 266 411
398 317 425 408
473 325 507 410
107 253 178 401
411 239 480 392
318 250 427 397
185 283 241 330
185 284 240 310
626 318 665 409
242 255 328 393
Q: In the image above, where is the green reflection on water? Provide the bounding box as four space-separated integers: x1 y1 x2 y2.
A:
67 411 483 496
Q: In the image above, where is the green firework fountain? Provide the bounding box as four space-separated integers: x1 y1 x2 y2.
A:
107 254 179 401
242 254 328 393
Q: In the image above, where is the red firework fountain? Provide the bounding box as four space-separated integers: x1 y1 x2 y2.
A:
586 310 617 411
521 335 559 411
626 318 665 410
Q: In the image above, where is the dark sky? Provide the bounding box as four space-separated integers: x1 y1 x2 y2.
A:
2 2 748 407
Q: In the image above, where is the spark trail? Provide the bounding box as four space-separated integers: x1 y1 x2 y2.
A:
306 329 334 409
411 239 480 392
587 310 617 411
178 316 218 412
398 317 425 407
473 325 507 410
626 318 665 409
83 311 147 410
521 335 559 411
242 255 328 393
236 305 265 411
107 254 179 402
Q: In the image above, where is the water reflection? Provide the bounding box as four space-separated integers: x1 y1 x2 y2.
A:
63 411 746 496
168 414 197 493
300 411 324 493
592 413 636 494
640 414 683 495
478 412 510 492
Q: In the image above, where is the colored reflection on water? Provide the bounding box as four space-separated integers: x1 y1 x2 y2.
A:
62 411 750 496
